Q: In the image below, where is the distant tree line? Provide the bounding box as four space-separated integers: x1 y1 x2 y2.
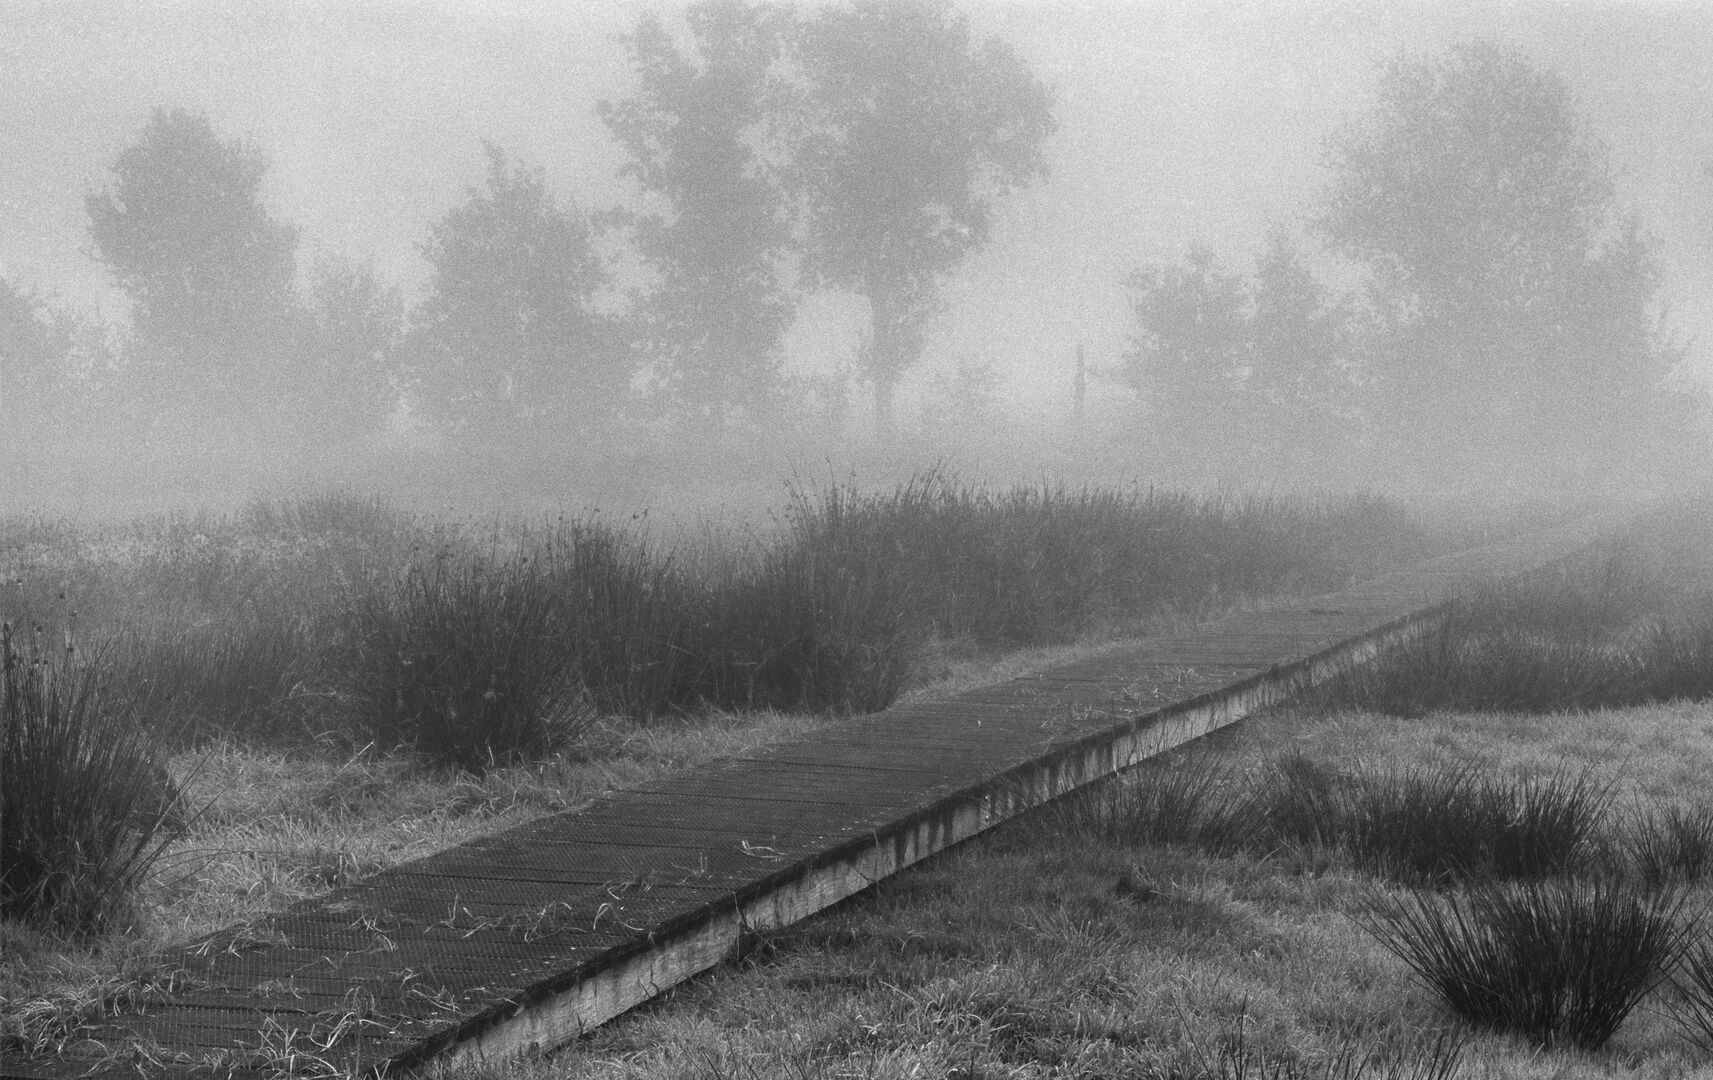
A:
0 0 1053 461
1121 43 1693 488
2 21 1702 491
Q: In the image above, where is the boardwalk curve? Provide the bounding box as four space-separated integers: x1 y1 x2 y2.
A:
1 518 1603 1079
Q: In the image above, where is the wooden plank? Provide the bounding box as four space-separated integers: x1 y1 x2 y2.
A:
557 793 902 840
0 1054 273 1080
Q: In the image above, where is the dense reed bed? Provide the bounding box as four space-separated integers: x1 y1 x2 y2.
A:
3 475 1435 759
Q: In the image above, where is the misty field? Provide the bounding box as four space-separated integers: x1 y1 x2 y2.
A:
1 477 1463 1027
465 528 1713 1080
8 482 1712 1077
512 698 1713 1080
9 0 1713 1071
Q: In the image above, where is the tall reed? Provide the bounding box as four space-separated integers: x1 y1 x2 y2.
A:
3 476 1439 750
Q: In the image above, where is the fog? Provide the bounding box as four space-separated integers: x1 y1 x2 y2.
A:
3 0 1711 523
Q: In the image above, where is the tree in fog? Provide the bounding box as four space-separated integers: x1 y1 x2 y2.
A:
1246 228 1360 471
306 255 403 444
414 143 626 439
86 108 303 417
1119 245 1253 466
1121 235 1364 476
795 0 1055 438
915 354 1002 439
602 1 798 433
0 278 73 462
1320 43 1671 482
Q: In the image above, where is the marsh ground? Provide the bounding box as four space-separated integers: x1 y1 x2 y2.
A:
4 487 1701 1076
471 699 1713 1080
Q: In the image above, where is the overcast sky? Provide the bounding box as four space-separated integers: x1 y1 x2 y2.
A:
3 0 1711 420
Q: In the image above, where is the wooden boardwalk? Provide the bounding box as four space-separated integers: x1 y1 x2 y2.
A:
1 519 1603 1079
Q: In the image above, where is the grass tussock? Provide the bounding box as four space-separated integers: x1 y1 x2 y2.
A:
345 546 591 771
1670 938 1713 1052
1353 877 1696 1051
1043 746 1245 853
1 622 185 937
1626 803 1713 887
116 607 317 743
1260 758 1610 885
1080 749 1610 886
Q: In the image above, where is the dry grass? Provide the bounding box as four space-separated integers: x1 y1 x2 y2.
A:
444 700 1713 1080
0 634 1123 1035
0 708 832 1020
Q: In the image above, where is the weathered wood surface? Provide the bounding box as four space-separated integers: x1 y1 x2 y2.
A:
0 519 1603 1079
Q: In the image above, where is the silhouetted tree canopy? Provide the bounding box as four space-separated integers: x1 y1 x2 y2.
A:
1320 42 1670 484
307 255 403 443
86 108 302 409
1120 245 1252 463
1120 233 1364 477
414 143 627 439
602 1 798 433
915 355 1001 439
1247 229 1360 470
0 279 73 459
795 0 1055 438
